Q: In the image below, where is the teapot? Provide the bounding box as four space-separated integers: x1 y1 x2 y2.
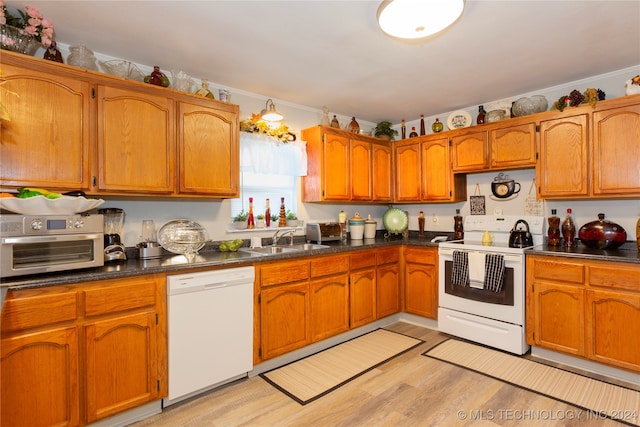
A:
491 173 521 199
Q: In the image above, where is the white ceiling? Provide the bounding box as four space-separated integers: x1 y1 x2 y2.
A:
16 1 640 124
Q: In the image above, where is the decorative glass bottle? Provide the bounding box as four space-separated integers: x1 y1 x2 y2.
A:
278 197 287 227
636 215 640 250
347 117 360 133
401 119 406 139
419 114 426 136
432 118 443 133
547 209 561 246
562 208 576 248
265 198 271 228
454 209 464 239
330 115 340 128
418 211 425 238
409 126 418 138
477 105 486 124
247 197 255 229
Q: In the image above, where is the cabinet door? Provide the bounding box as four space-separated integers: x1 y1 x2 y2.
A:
421 137 452 201
310 274 350 341
0 63 91 190
404 263 438 318
372 142 392 201
537 114 589 198
592 103 640 196
323 132 350 200
178 101 239 196
377 264 400 318
586 289 640 372
394 142 421 201
84 310 159 423
96 85 175 193
531 282 585 356
451 130 488 172
350 269 376 328
490 122 536 169
260 282 310 360
1 326 79 427
350 139 372 200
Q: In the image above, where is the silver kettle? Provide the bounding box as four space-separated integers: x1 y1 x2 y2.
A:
509 219 534 248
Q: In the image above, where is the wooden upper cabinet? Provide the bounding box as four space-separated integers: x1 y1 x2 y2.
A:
489 122 536 169
0 61 91 191
537 113 589 198
372 142 392 201
350 139 372 200
421 136 465 202
394 140 421 201
177 100 239 196
302 126 391 202
96 84 176 194
592 102 640 197
451 130 488 172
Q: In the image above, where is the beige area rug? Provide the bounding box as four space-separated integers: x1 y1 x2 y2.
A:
261 328 423 405
425 339 640 426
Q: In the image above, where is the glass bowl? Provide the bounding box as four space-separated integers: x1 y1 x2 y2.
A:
158 219 209 258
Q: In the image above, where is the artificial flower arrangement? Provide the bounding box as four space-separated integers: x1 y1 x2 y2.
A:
240 113 295 143
552 88 605 112
0 1 55 47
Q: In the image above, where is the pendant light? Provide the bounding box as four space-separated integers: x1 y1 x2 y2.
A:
377 0 465 40
261 98 283 122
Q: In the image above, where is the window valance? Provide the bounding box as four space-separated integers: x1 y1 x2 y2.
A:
240 132 307 176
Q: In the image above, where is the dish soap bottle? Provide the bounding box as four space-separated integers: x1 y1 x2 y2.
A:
454 209 464 239
562 208 576 248
547 209 561 246
482 230 493 245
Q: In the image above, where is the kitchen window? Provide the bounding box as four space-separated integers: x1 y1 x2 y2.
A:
232 133 307 221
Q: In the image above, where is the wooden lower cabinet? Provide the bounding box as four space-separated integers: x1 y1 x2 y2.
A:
376 247 400 318
1 326 80 427
260 282 310 360
526 255 640 373
350 251 377 328
0 274 166 426
403 246 438 319
310 273 350 341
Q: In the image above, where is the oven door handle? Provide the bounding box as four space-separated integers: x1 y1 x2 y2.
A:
0 233 103 244
439 248 523 264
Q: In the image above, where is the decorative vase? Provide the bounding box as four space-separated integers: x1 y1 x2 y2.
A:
0 25 42 56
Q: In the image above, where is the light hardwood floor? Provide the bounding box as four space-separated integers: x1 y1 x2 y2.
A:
132 322 625 426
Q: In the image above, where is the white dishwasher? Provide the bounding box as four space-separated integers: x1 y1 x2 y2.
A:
164 266 254 406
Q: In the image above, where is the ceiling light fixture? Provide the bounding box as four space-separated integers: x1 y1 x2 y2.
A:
377 0 465 40
260 98 283 122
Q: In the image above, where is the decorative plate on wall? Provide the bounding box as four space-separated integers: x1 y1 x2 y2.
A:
447 110 472 129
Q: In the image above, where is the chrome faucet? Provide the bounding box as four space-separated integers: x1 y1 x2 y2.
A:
272 229 295 246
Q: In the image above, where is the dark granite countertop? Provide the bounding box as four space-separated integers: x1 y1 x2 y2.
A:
526 241 640 264
0 232 447 291
4 233 638 292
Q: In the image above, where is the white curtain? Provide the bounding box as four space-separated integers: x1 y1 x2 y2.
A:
240 132 307 176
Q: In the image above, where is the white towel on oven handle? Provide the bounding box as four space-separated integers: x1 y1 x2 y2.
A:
468 251 486 289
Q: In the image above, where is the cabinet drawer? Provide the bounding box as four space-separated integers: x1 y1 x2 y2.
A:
311 254 349 278
405 247 437 265
261 259 309 287
350 251 376 270
530 257 585 284
1 291 78 332
377 247 399 265
589 264 640 292
84 278 157 317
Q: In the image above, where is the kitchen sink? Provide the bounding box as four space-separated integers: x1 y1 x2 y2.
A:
289 243 331 251
239 243 330 256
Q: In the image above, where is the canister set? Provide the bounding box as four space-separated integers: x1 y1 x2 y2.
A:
347 212 377 240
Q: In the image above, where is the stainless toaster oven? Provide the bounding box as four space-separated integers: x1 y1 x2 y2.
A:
306 222 342 243
0 214 104 278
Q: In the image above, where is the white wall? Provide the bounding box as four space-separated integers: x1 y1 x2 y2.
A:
53 43 639 245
